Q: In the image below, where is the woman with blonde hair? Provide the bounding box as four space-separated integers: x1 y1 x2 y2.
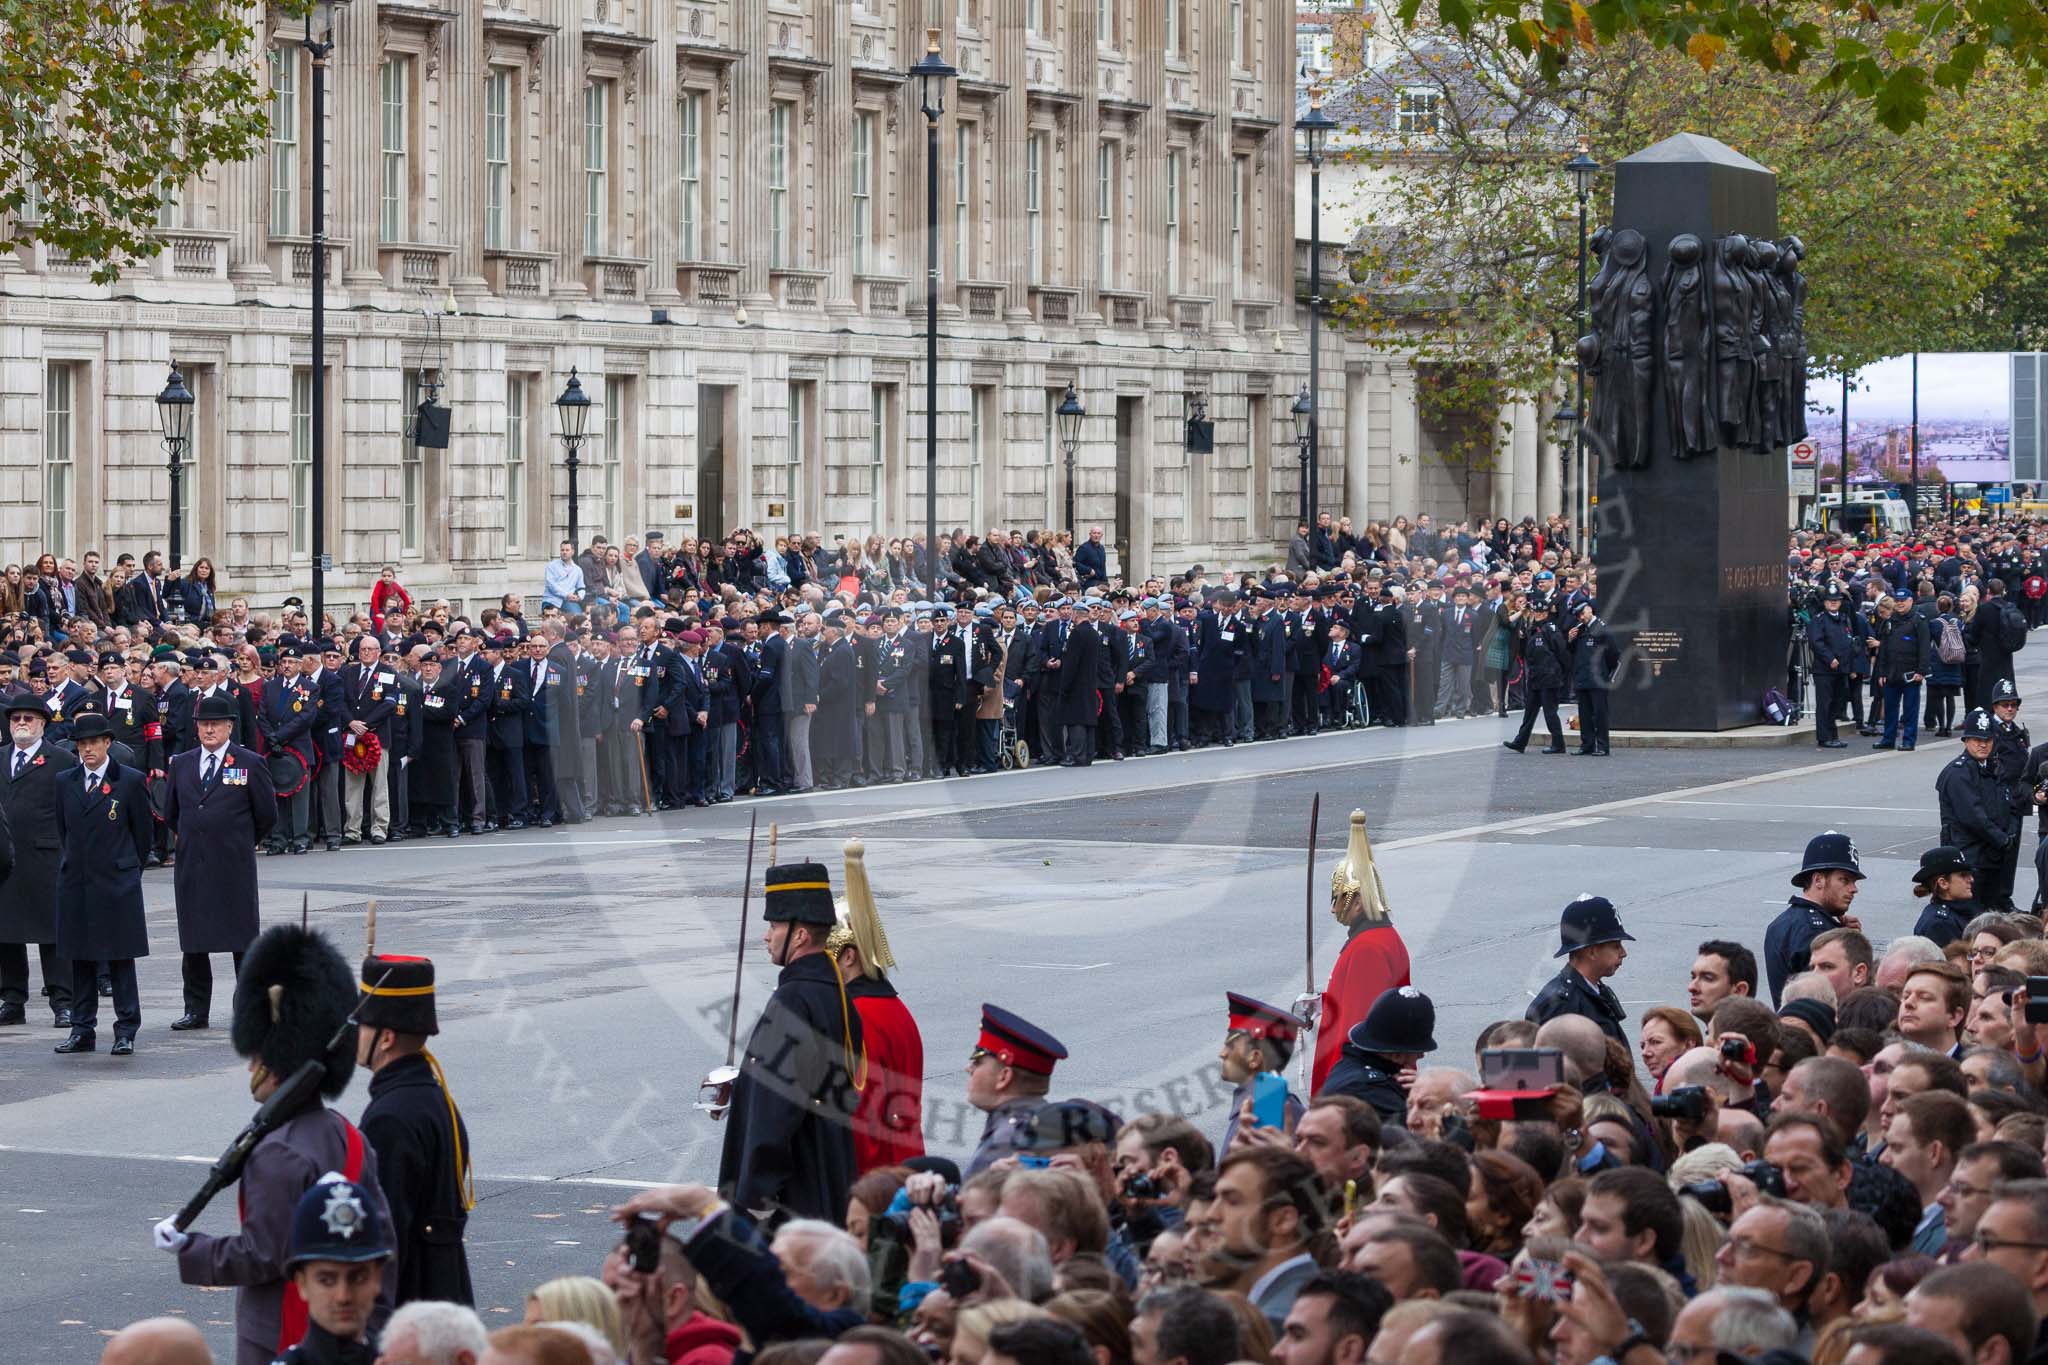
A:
949 1300 1050 1365
525 1274 628 1360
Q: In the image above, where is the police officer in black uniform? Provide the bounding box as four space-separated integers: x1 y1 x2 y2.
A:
1807 580 1857 748
1910 846 1978 948
356 953 475 1307
1526 895 1634 1045
1503 595 1570 754
1986 678 2030 910
1322 986 1436 1128
1764 831 1866 1006
1941 707 2022 898
268 1174 395 1365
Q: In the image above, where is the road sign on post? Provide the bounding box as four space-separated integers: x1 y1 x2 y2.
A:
1790 440 1817 467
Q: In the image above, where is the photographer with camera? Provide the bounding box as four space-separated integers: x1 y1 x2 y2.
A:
1651 1045 1755 1156
1111 1115 1211 1257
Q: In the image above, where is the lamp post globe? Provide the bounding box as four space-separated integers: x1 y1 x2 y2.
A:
1057 384 1086 535
556 367 594 550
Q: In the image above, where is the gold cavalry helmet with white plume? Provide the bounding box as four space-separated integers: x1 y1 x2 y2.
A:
1329 808 1393 925
824 837 896 979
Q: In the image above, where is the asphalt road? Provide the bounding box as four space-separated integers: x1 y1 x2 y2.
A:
3 662 2034 1360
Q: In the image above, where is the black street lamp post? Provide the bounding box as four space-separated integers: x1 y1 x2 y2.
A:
1057 384 1086 535
1291 386 1313 525
305 0 343 628
1297 88 1335 527
155 367 195 574
911 29 955 589
556 368 593 549
1565 137 1598 548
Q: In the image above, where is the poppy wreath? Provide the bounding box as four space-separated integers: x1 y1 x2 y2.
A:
343 731 383 775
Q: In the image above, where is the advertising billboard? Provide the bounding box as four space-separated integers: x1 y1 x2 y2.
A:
1804 352 2013 487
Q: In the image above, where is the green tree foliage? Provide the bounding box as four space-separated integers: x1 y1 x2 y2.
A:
1330 10 2043 463
2 0 274 282
1408 0 2048 132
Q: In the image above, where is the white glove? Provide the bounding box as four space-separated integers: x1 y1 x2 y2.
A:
153 1216 189 1252
1291 992 1321 1028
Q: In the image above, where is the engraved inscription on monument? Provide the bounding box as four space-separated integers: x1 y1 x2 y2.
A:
1634 628 1685 678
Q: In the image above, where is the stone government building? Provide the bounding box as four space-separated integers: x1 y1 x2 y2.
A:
7 0 1558 608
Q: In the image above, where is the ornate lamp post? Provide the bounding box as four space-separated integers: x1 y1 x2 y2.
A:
910 29 956 590
1291 386 1313 526
155 367 195 575
555 368 593 549
305 0 346 626
1057 383 1086 534
1297 87 1336 526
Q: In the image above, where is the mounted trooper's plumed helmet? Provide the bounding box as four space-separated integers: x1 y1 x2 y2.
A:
1329 808 1393 927
824 838 896 980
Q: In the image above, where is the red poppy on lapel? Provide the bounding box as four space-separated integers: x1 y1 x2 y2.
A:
100 783 111 795
31 754 44 766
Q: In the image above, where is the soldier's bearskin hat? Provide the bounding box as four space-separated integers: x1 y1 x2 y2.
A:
231 924 359 1099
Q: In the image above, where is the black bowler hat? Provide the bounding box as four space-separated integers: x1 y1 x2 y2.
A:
1554 893 1634 958
1914 845 1973 888
1793 830 1865 885
358 954 439 1035
1348 986 1438 1055
71 712 112 741
762 861 837 926
193 693 237 724
3 686 47 720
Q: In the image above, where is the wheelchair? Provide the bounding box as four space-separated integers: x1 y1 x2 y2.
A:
999 699 1031 770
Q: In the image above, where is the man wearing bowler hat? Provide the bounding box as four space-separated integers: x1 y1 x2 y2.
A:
356 952 475 1306
717 860 865 1224
1764 830 1867 1005
53 711 153 1054
1526 894 1634 1045
0 685 73 1028
165 692 278 1031
965 1003 1069 1176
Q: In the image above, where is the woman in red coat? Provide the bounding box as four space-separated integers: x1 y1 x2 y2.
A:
1310 809 1412 1094
830 838 927 1172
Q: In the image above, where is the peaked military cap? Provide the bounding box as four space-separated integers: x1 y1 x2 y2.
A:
976 1004 1067 1076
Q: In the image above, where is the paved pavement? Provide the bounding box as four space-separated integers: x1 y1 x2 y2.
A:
3 663 2036 1359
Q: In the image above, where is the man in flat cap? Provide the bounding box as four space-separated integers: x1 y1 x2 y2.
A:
356 952 475 1306
716 861 865 1223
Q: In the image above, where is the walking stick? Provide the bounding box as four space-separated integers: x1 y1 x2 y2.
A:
365 900 377 958
635 727 654 815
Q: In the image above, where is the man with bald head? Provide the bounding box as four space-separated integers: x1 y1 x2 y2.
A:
101 1317 212 1365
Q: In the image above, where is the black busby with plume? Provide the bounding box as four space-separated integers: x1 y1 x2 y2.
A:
231 924 359 1100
